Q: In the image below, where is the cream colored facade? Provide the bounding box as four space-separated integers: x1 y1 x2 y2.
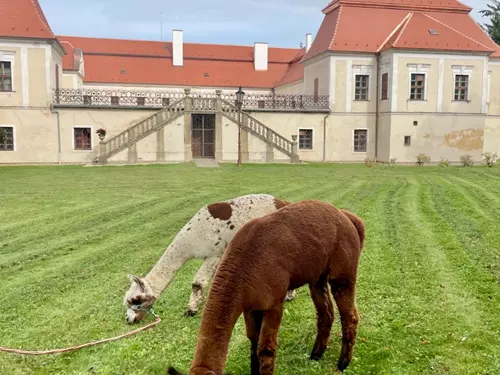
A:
2 33 500 165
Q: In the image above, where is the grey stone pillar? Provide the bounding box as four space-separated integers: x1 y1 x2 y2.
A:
291 135 299 163
157 127 165 162
215 90 223 162
98 141 107 164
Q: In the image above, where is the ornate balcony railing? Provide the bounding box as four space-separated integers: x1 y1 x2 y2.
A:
53 89 330 111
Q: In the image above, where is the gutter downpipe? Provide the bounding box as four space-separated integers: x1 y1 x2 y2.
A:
323 110 331 163
375 52 381 161
51 105 62 165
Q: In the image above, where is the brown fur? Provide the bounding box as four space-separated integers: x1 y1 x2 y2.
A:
168 200 365 375
273 198 289 210
207 202 233 221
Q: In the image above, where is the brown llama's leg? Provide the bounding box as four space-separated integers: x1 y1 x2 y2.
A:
244 310 264 375
330 281 359 372
309 277 334 361
257 304 284 375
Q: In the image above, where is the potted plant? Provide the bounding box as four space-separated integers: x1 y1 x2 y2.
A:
96 128 106 141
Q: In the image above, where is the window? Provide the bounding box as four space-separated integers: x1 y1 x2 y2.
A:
162 98 170 107
404 136 411 146
0 127 14 151
410 73 425 100
313 78 319 102
258 100 265 109
111 96 119 105
299 129 313 150
74 127 92 150
353 129 367 152
381 73 389 100
354 75 369 100
454 74 469 101
0 61 12 92
137 97 145 106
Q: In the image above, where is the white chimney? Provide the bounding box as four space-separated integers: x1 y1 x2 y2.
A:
254 42 268 71
306 33 312 52
173 29 183 67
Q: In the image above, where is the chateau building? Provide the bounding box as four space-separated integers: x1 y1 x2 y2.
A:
1 0 499 164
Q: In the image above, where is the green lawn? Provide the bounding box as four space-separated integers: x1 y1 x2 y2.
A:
1 163 500 375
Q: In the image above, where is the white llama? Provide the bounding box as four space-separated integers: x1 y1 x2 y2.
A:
124 194 296 323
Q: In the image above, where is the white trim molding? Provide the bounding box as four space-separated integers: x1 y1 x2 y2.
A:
482 61 489 114
72 126 94 152
390 55 399 111
437 57 444 112
407 63 430 101
20 47 29 107
329 56 336 108
345 59 353 112
0 50 16 92
452 65 473 102
352 128 369 153
352 64 373 101
297 127 314 151
0 124 16 152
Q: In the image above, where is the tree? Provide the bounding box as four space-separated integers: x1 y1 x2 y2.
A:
480 0 500 45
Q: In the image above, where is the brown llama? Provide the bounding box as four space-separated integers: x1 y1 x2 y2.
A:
167 199 365 375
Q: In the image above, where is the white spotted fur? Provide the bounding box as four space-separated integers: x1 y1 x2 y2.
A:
124 194 296 323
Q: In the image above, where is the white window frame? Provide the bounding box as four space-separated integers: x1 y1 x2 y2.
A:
298 127 314 151
408 64 430 101
353 65 373 101
72 126 93 152
0 124 16 151
380 64 390 101
353 128 368 153
0 51 16 92
452 65 473 102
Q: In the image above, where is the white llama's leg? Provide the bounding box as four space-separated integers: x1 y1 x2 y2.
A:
184 256 220 317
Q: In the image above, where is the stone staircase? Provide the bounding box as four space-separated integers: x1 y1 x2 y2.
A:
97 93 299 164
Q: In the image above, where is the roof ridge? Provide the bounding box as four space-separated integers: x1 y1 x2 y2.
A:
30 0 54 37
392 12 413 47
57 34 301 52
377 12 413 52
328 5 343 50
423 12 493 50
466 13 500 53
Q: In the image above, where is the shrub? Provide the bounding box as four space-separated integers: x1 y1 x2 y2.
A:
459 154 474 167
364 157 377 168
438 158 450 167
416 153 431 166
482 152 498 167
0 128 4 144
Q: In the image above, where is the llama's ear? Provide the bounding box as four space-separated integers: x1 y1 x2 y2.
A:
128 274 146 290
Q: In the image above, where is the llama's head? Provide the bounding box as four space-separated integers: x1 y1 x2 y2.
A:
124 274 157 324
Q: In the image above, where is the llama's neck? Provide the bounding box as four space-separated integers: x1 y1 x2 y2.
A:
144 233 192 297
191 280 244 373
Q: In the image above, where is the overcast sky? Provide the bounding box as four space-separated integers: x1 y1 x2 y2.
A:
39 0 492 48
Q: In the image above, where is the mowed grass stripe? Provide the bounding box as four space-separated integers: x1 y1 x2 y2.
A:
433 176 500 281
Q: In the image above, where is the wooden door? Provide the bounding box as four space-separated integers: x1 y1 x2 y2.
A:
191 114 215 158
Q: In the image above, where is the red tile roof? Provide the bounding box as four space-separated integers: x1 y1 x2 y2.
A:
380 12 493 53
0 0 55 39
304 0 500 61
57 35 305 89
